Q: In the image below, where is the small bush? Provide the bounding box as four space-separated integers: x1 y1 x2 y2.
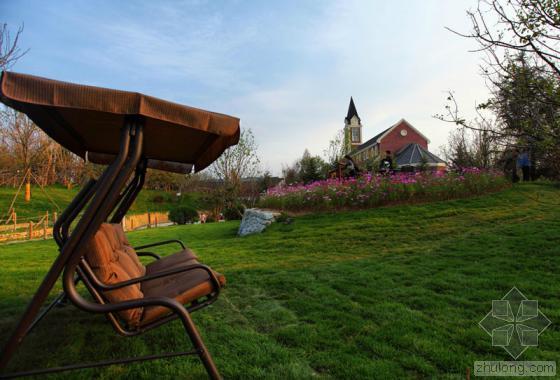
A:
151 194 166 203
169 206 199 225
276 212 292 224
223 203 245 220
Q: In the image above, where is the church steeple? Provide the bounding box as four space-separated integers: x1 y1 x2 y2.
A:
344 97 362 152
345 96 360 123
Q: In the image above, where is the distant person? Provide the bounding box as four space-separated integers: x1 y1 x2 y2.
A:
343 155 359 178
517 150 531 181
379 151 393 174
504 149 519 183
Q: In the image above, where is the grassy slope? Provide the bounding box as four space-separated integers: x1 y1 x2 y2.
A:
0 183 559 379
0 185 202 220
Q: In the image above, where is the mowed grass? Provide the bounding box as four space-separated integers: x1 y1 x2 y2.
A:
0 185 202 220
0 183 559 379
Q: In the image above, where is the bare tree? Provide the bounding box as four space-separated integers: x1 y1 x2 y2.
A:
436 92 505 169
209 129 261 183
449 0 559 77
323 129 348 166
0 108 47 170
0 23 28 70
206 129 261 215
441 124 500 170
435 91 512 139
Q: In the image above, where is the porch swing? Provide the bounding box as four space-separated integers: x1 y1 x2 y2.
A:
0 71 240 379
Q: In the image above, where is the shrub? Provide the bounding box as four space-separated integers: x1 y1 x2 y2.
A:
275 212 292 224
168 206 199 225
151 194 167 203
223 203 245 220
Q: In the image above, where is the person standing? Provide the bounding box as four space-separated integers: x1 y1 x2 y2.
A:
517 150 531 181
503 148 519 183
343 155 359 178
379 151 393 175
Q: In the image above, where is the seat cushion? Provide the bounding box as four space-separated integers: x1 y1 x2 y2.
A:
145 248 198 277
110 223 146 276
84 224 144 326
84 226 224 327
140 250 225 325
141 249 200 296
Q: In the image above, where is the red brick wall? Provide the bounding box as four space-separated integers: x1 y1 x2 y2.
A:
379 121 428 155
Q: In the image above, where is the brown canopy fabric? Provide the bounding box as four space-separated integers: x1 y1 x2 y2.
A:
0 71 240 172
87 152 194 174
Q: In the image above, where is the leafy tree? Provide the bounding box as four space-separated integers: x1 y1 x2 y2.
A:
297 149 327 184
282 164 298 186
258 170 274 193
492 56 560 176
438 54 560 177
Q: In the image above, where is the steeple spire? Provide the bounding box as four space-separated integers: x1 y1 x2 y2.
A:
345 97 360 123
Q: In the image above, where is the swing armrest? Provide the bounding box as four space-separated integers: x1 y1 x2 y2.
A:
97 263 221 294
137 251 161 260
133 239 185 251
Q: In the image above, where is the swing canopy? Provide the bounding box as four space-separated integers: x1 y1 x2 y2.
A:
0 71 240 172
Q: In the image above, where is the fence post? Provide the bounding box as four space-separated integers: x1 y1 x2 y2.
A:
12 210 17 232
28 221 33 240
147 212 152 228
154 214 158 228
44 211 49 240
25 181 31 202
53 211 58 224
122 216 127 232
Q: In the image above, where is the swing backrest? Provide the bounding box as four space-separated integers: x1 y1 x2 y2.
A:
83 223 146 326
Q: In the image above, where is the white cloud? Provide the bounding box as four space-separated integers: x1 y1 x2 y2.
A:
219 0 492 174
7 0 492 176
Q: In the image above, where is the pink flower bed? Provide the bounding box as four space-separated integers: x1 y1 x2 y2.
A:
259 169 509 212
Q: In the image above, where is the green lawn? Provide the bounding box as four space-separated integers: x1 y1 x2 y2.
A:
0 185 203 221
0 183 559 379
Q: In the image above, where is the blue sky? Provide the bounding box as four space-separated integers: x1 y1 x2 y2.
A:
2 0 489 175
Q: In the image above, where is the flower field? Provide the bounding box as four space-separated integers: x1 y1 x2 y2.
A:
259 169 510 212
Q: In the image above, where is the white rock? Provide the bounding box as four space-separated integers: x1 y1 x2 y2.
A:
238 209 278 236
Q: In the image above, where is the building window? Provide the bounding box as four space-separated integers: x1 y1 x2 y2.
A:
351 128 360 142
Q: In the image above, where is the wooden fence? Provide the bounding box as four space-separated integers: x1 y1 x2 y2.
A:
121 211 170 232
0 211 170 243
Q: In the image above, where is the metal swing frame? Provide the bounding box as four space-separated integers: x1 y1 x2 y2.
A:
0 119 222 379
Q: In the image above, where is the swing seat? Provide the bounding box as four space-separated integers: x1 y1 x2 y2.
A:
0 71 241 379
84 223 225 328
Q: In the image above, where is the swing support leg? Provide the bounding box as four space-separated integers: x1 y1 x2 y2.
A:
0 124 132 372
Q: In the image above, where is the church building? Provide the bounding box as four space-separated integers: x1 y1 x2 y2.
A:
344 97 446 171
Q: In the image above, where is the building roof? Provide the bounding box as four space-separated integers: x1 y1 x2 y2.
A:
350 118 431 156
345 97 360 123
375 118 430 145
395 143 446 166
354 126 391 152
